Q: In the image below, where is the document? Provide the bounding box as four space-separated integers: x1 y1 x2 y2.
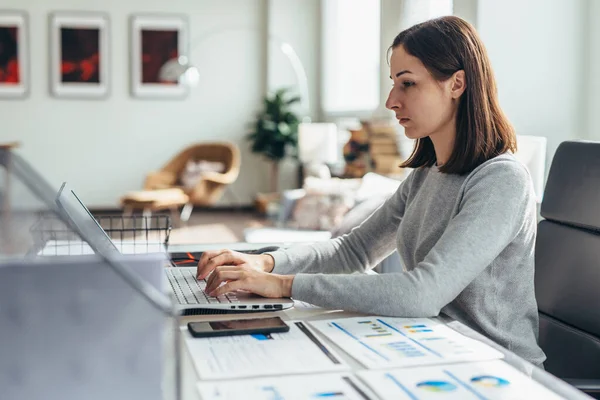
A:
197 373 374 400
39 240 166 255
293 300 323 309
357 360 564 400
185 321 349 380
309 317 503 369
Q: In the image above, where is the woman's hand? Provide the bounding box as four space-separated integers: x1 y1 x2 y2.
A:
204 265 294 298
196 249 275 280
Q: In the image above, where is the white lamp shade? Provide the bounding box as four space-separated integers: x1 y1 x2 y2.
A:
514 135 547 203
298 123 339 164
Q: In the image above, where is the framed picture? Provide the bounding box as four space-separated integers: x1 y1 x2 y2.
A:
130 14 188 99
50 12 109 98
0 11 28 98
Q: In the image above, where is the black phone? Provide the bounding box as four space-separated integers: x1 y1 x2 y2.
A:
187 317 290 338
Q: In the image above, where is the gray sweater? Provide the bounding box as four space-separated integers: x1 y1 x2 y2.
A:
269 153 546 367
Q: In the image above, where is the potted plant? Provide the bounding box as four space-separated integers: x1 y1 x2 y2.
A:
247 87 301 192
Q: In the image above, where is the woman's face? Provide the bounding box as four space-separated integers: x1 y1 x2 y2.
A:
385 45 460 140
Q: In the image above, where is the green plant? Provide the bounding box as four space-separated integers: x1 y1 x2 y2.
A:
247 87 301 191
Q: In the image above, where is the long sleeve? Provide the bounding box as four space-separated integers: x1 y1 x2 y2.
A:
288 160 535 317
267 172 413 275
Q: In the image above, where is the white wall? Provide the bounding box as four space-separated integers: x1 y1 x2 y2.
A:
477 0 588 175
267 0 321 191
1 0 277 208
587 0 600 140
452 0 478 27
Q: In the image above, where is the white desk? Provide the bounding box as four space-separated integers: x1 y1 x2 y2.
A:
163 243 592 400
168 306 591 400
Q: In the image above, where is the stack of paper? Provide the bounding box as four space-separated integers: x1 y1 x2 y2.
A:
185 321 349 380
190 316 564 400
308 317 504 369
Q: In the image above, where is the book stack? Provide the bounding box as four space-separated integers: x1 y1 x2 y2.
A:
363 121 403 176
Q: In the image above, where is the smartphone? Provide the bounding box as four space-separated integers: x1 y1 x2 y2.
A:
187 317 290 338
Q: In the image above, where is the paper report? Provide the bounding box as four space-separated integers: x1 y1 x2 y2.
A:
197 373 373 400
185 321 349 380
357 360 564 400
309 317 503 369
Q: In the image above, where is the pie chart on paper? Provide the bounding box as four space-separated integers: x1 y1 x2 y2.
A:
416 380 458 392
470 375 510 388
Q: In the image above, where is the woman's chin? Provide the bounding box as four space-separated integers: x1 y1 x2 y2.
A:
403 129 422 140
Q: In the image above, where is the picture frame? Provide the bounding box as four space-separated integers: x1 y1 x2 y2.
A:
0 10 29 99
130 14 189 99
49 12 109 98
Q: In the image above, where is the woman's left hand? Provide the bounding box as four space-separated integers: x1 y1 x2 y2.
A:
205 265 294 298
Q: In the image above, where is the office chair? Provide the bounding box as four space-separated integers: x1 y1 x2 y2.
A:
535 141 600 399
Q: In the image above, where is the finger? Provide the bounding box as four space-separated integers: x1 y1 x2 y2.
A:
197 250 233 279
198 251 244 280
205 271 243 294
197 249 232 279
209 279 245 297
205 265 241 289
196 250 220 278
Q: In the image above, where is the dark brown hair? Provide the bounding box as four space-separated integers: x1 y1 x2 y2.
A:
390 16 516 175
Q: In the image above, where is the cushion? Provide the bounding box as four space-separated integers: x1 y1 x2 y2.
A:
180 160 225 190
303 176 362 196
291 193 354 231
354 172 402 203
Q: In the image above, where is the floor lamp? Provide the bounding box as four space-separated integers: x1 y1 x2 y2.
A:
158 29 310 120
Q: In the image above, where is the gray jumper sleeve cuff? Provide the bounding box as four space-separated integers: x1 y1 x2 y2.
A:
265 250 293 274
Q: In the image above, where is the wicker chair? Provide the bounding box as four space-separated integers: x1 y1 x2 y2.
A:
144 141 240 217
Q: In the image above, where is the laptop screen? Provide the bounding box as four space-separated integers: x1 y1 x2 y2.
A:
55 182 120 256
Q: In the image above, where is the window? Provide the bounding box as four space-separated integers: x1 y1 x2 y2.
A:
321 0 381 115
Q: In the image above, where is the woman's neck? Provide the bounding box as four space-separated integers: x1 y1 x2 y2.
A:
429 120 456 166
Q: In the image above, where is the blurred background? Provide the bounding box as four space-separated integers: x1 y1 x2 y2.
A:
0 0 595 242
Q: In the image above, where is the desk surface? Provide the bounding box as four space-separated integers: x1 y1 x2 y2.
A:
172 303 590 400
165 243 591 400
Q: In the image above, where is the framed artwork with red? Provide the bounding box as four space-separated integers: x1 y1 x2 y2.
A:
130 14 188 99
50 12 109 98
0 11 28 98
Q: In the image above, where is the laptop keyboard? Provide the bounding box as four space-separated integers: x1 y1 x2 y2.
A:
166 267 239 305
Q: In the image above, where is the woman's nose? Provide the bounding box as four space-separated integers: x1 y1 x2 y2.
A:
386 90 399 110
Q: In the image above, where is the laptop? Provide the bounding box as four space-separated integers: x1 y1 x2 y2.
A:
55 182 294 314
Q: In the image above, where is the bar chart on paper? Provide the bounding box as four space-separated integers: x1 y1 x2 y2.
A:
357 360 565 399
309 317 504 369
197 373 373 400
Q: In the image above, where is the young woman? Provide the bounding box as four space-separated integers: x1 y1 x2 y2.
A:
196 16 546 367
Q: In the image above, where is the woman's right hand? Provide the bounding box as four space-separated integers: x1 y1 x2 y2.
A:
196 249 275 280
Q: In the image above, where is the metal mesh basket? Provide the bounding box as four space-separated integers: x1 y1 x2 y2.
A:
30 213 171 256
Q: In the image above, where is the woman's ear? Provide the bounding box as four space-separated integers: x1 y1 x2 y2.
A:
450 70 466 99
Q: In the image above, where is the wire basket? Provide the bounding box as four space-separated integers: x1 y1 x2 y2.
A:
30 213 172 256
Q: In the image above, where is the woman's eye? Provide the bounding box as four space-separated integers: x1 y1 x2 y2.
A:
403 81 415 88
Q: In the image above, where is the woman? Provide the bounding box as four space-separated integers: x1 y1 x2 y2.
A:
196 16 546 367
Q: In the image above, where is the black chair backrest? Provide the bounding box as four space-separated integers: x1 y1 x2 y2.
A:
535 141 600 379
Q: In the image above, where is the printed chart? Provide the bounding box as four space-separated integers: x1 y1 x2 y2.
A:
185 321 349 380
357 360 564 399
197 373 373 400
309 317 503 369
